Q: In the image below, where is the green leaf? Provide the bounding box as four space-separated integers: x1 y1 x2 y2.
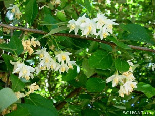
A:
89 41 98 53
5 108 30 116
18 104 56 116
78 74 87 86
0 36 23 55
84 0 91 12
88 50 112 70
108 37 131 49
100 43 112 52
115 59 130 72
25 93 58 116
9 36 24 55
0 88 18 112
43 26 69 38
82 59 95 77
4 0 15 8
125 96 139 109
68 105 81 112
121 24 153 43
86 78 105 92
56 11 66 22
82 109 99 116
2 54 14 71
135 82 155 98
25 0 38 25
79 94 92 100
10 74 25 92
113 105 126 110
62 67 78 81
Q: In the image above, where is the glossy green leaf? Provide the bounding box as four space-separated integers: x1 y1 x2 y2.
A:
25 93 58 116
135 82 155 98
62 66 78 81
88 50 112 70
43 26 69 38
25 0 38 25
121 24 153 43
115 59 130 72
86 78 105 92
10 74 25 92
2 54 14 71
0 88 18 112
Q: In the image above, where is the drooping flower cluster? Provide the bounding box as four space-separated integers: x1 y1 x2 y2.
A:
67 13 118 39
34 48 76 74
22 37 40 55
106 60 137 97
8 5 22 19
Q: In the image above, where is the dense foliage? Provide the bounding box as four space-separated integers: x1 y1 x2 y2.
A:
0 0 155 116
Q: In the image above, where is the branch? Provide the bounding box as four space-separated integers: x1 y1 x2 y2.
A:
55 87 82 110
0 23 155 53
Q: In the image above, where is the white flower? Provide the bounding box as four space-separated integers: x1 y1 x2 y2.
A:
76 13 87 26
97 26 109 40
12 62 35 80
56 64 69 74
34 48 47 59
93 13 107 29
67 61 76 69
49 59 58 71
67 19 79 35
8 5 22 19
122 71 135 81
119 86 126 97
80 18 97 37
55 52 72 64
123 81 137 94
106 74 126 87
39 52 53 70
104 19 119 34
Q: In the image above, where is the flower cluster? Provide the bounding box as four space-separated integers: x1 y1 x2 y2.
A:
35 48 76 74
67 13 118 39
8 5 22 19
22 37 40 55
106 60 137 97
